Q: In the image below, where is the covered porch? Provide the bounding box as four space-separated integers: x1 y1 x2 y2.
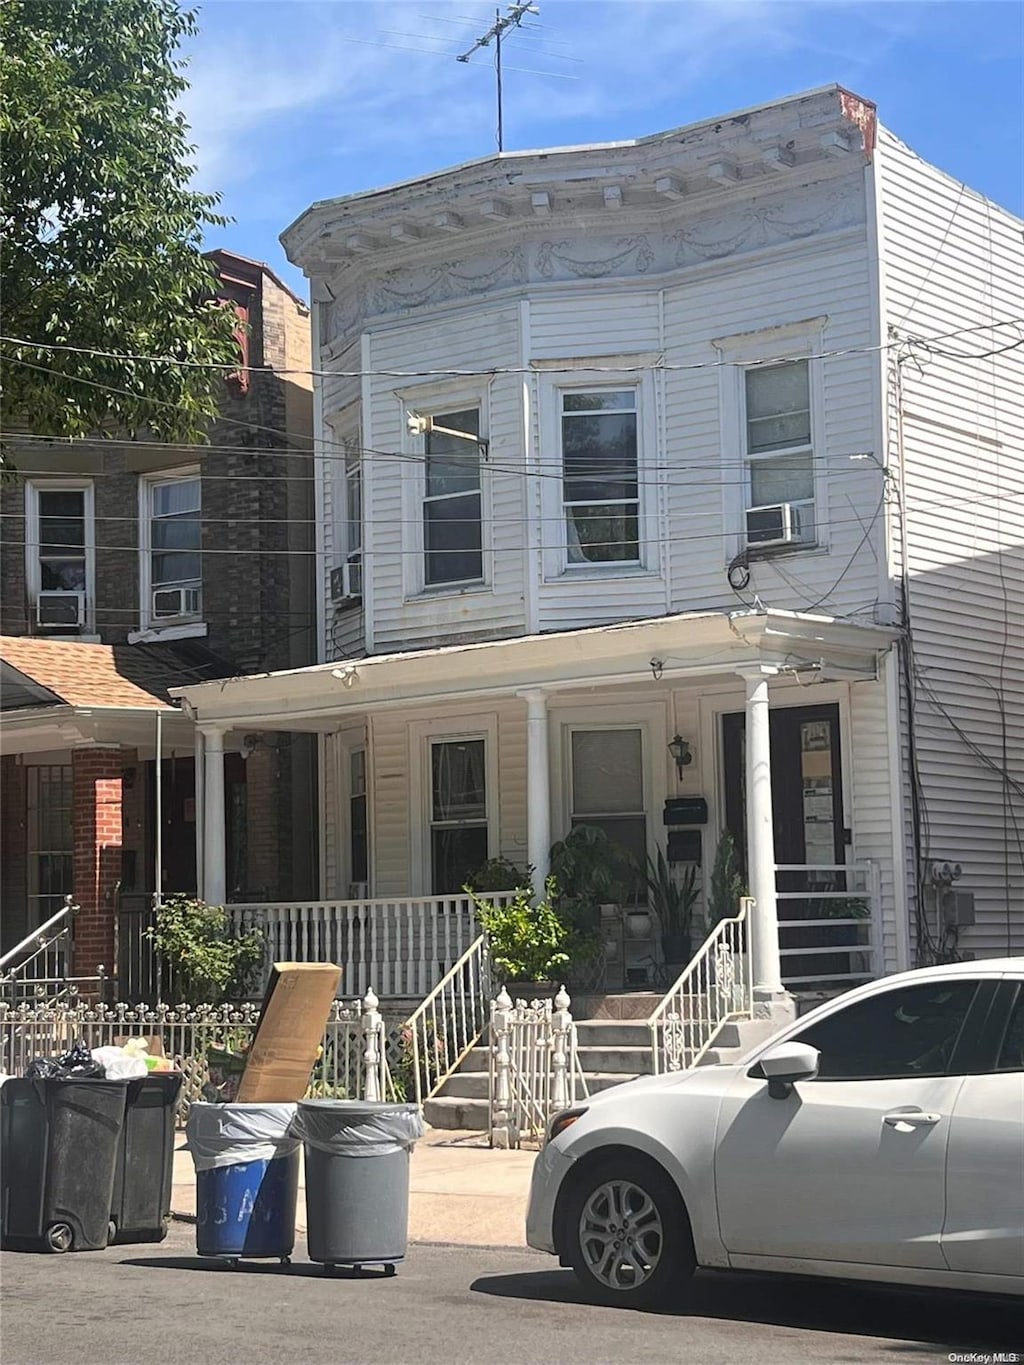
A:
174 608 905 1004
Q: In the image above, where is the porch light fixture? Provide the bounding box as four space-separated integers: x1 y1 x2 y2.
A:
331 666 359 688
667 734 693 777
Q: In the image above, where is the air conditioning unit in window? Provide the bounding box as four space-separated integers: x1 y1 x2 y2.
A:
152 586 201 619
745 502 796 549
330 553 362 604
36 590 85 628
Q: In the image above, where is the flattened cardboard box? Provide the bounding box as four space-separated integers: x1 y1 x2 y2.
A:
234 962 342 1103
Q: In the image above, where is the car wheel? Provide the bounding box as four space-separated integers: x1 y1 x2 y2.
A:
565 1156 694 1310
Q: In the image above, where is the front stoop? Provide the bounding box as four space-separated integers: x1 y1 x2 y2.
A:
697 1015 787 1066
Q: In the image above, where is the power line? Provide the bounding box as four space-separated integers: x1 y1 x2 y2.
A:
3 317 1021 379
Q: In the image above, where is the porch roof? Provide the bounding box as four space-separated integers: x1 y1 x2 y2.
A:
171 609 900 733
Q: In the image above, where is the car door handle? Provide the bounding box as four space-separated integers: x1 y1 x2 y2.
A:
883 1111 941 1130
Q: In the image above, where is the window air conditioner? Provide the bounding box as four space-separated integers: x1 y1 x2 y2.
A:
36 590 85 628
745 502 796 548
330 553 362 603
152 585 201 619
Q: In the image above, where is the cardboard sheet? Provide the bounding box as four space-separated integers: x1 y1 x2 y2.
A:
234 962 342 1103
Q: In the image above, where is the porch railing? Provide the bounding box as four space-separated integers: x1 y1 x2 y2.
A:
648 899 752 1075
401 932 493 1107
0 897 106 1006
230 891 519 998
777 861 880 988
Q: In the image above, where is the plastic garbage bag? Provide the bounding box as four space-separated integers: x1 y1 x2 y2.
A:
185 1102 300 1172
24 1056 65 1079
91 1046 148 1080
292 1101 424 1158
24 1041 106 1080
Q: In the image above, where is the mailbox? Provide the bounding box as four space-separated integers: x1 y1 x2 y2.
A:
663 797 708 826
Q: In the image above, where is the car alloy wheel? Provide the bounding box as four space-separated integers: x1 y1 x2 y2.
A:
565 1156 694 1309
579 1178 663 1293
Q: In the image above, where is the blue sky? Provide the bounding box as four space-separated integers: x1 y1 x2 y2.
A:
180 0 1024 296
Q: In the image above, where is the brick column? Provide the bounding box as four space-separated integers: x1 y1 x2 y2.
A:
71 748 123 981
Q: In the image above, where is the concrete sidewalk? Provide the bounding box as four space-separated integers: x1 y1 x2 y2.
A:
172 1128 536 1249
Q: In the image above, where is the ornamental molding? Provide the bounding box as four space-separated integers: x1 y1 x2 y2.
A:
321 177 864 347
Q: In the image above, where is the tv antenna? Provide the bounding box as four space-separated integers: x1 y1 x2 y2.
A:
457 3 540 153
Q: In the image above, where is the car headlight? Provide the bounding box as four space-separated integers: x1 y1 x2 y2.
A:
548 1107 588 1143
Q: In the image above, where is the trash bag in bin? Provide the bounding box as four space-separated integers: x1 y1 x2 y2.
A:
292 1101 424 1273
186 1103 300 1264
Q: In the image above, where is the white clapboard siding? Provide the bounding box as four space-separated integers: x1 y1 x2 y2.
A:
848 679 903 974
363 303 526 653
878 127 1024 958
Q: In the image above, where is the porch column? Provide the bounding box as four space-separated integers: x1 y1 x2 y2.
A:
522 689 551 901
194 730 205 901
739 667 784 999
201 727 227 907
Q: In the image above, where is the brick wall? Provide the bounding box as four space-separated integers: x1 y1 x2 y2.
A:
71 748 122 978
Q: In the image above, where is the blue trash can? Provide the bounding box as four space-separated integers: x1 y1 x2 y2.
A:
186 1102 299 1267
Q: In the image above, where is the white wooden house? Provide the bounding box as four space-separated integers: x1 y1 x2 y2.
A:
174 85 1023 1006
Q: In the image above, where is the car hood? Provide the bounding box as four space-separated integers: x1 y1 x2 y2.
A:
582 1063 736 1108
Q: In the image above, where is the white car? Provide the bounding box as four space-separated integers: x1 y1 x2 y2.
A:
526 959 1024 1308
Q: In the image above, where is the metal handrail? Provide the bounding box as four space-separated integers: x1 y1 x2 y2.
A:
647 899 752 1074
0 897 77 973
405 933 492 1107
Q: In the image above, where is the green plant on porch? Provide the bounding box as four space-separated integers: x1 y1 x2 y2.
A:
468 877 572 985
646 851 700 966
819 896 871 919
465 856 532 893
707 830 747 930
548 823 639 931
146 894 265 1006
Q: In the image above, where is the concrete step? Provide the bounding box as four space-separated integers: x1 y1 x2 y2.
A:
423 1094 489 1131
440 1071 489 1099
459 1046 490 1073
697 1015 786 1067
573 992 661 1020
576 1045 653 1076
575 1020 651 1048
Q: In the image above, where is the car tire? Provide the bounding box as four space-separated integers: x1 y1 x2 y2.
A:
564 1154 695 1309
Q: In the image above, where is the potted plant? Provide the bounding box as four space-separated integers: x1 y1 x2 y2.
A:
548 824 638 931
707 830 747 929
465 856 532 893
646 851 700 971
467 877 571 991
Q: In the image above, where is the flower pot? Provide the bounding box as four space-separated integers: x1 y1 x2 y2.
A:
625 911 652 940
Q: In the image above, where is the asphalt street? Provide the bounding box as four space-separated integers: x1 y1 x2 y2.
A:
1 1224 1019 1365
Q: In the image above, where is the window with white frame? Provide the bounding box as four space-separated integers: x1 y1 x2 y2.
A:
330 431 363 604
26 482 94 631
142 472 202 624
422 408 483 587
570 728 647 885
744 360 816 549
561 389 640 565
430 737 488 894
26 764 74 926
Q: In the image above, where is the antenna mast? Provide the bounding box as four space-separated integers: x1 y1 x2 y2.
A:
457 2 540 153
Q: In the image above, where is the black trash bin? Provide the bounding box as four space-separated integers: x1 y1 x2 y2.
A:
293 1100 424 1275
0 1077 128 1252
109 1072 184 1245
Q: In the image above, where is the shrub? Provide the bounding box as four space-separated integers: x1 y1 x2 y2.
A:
147 894 265 1005
469 877 571 983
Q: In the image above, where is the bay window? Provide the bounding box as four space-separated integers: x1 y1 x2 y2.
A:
423 408 483 587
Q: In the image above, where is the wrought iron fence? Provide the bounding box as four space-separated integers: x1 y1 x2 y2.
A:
0 996 409 1122
488 986 586 1149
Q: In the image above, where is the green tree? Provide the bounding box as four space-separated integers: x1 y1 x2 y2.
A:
0 0 239 465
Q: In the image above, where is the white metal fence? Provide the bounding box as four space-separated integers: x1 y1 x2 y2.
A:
488 986 587 1149
0 994 402 1122
403 934 493 1107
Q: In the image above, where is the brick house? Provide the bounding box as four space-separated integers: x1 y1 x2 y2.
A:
0 250 317 987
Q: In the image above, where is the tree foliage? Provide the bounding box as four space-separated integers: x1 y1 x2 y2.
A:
0 0 239 451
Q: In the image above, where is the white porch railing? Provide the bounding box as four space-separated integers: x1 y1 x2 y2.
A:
401 933 493 1107
230 891 518 998
648 899 753 1076
777 861 880 988
488 986 587 1149
0 897 106 1006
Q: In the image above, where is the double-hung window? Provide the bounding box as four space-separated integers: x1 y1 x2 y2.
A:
143 472 202 625
348 748 368 894
423 408 483 587
430 737 488 894
330 432 363 604
570 728 647 883
744 360 816 548
26 482 94 632
561 389 639 566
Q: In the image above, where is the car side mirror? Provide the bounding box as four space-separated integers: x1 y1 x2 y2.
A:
758 1041 821 1099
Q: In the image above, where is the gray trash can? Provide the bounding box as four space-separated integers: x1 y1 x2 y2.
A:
293 1100 424 1275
